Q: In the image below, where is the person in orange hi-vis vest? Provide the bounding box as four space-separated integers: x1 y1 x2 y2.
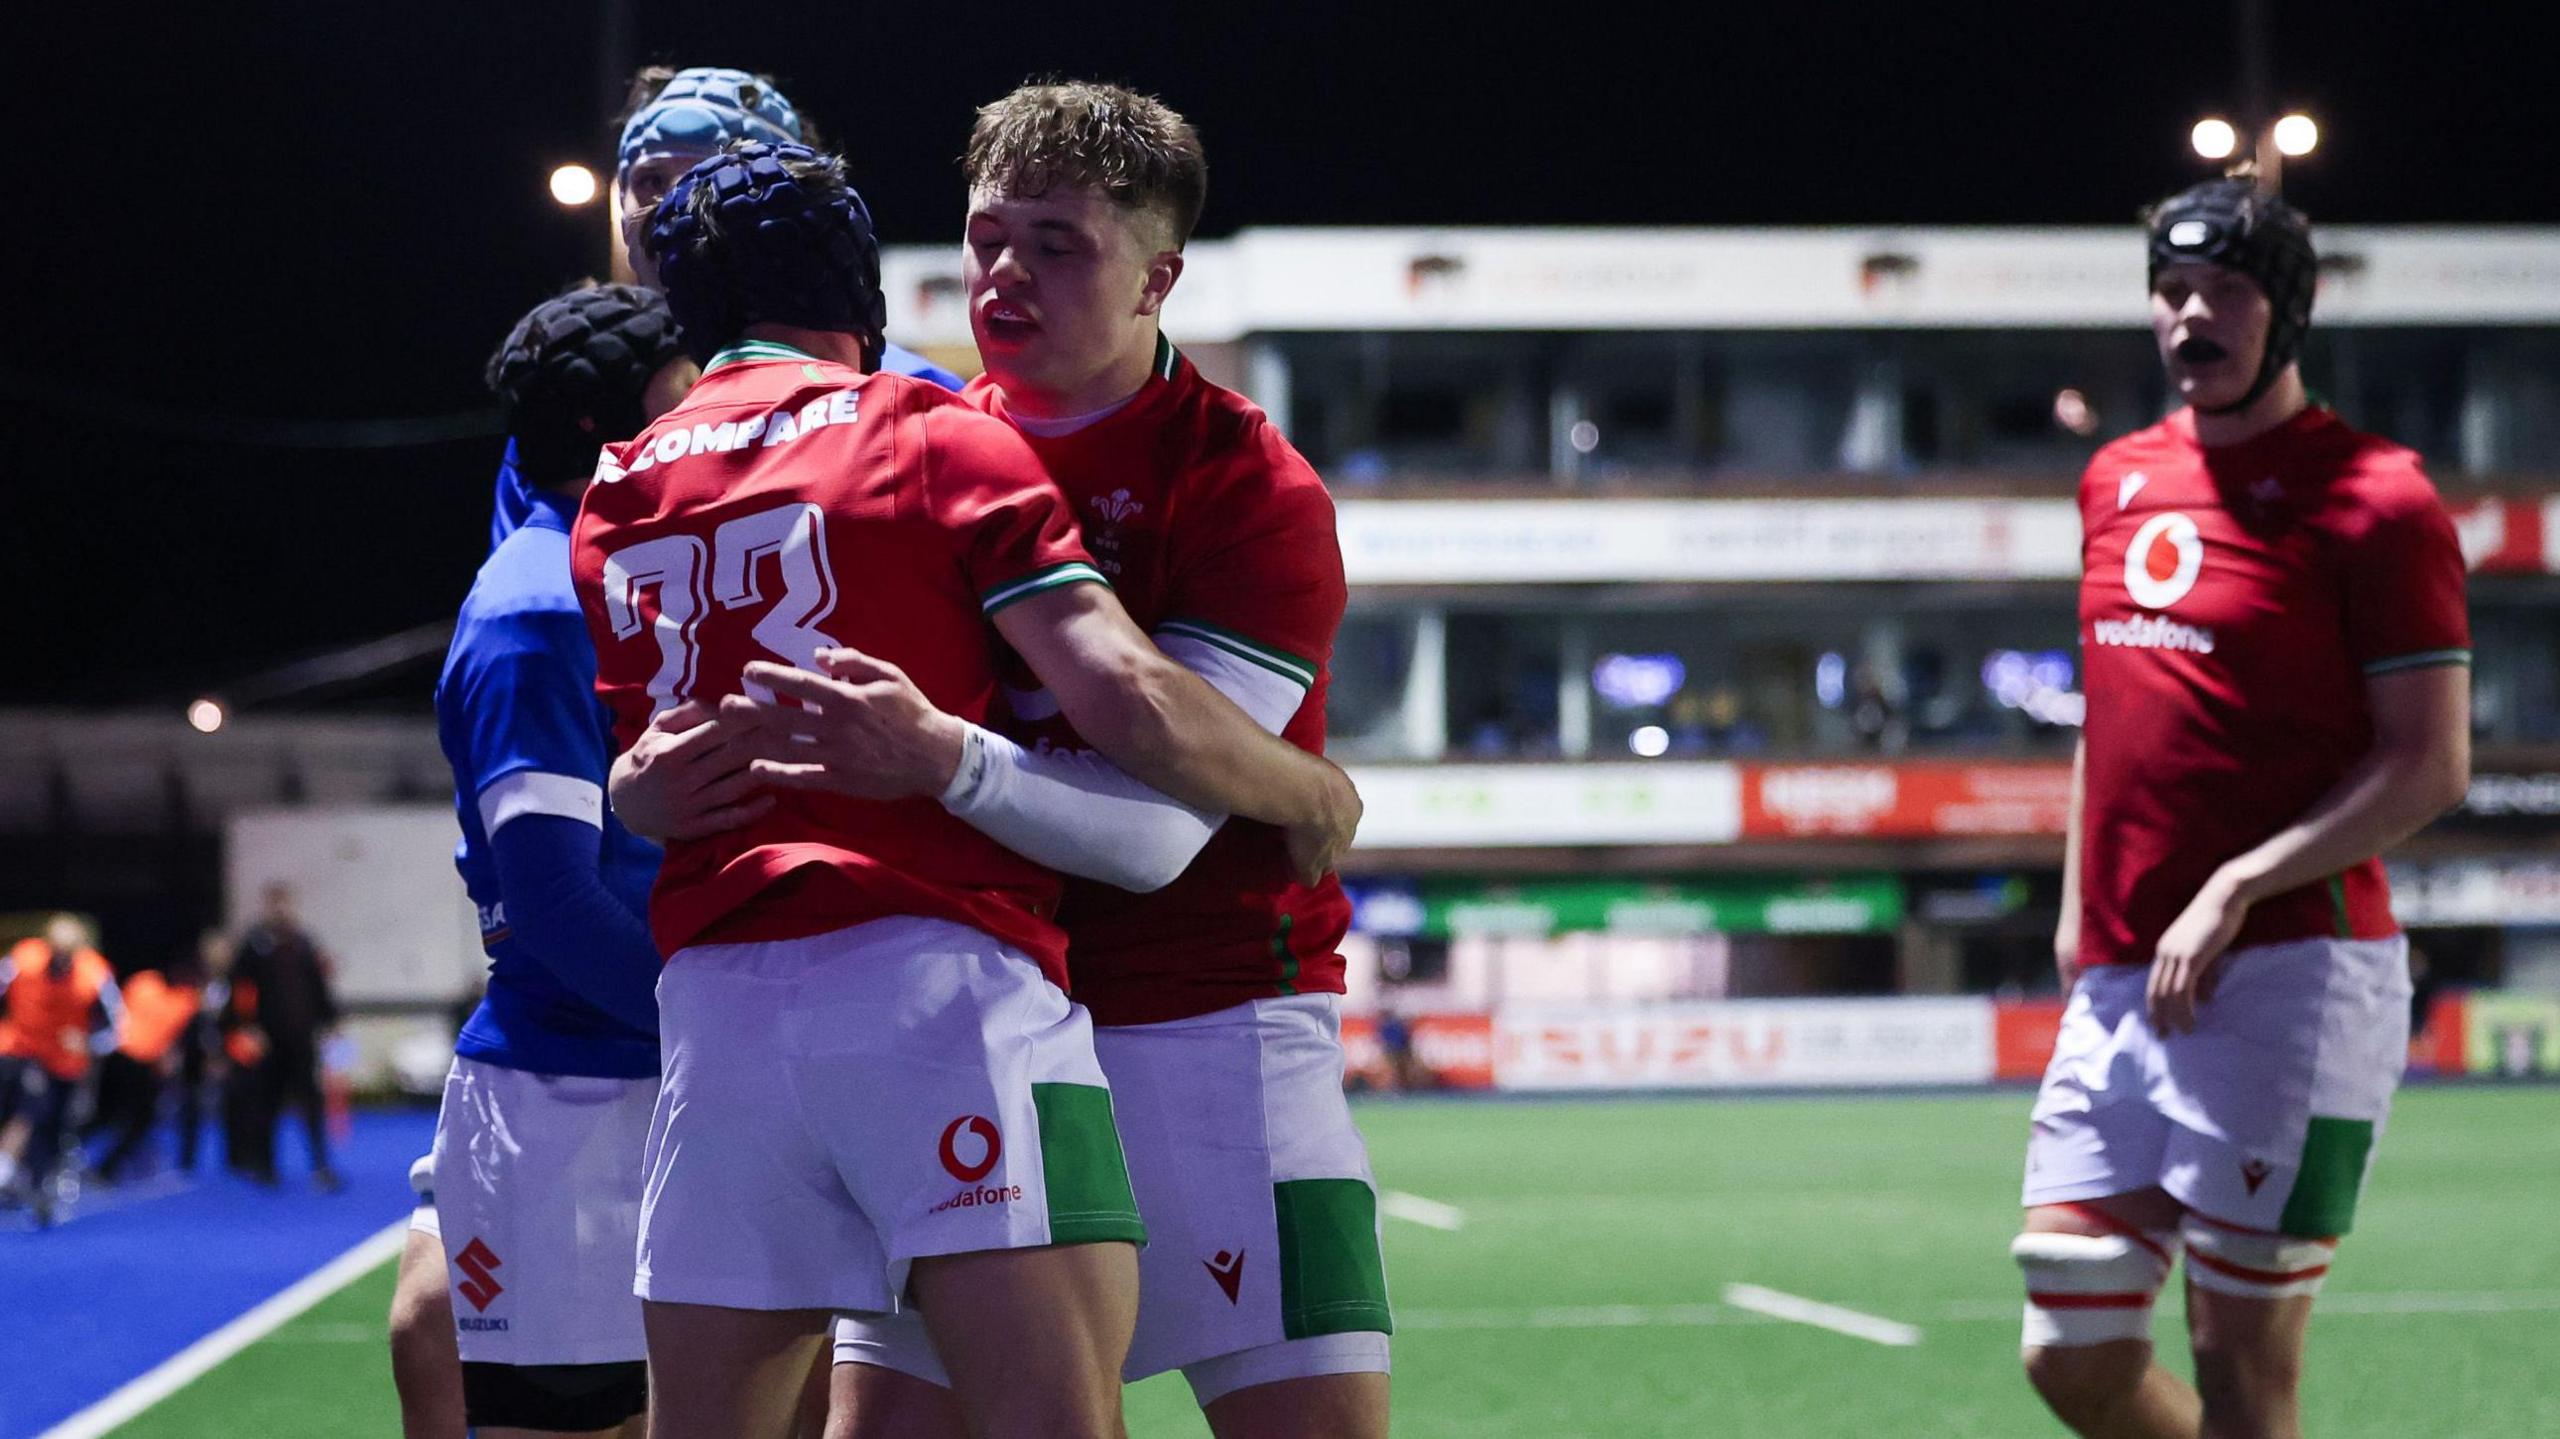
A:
0 914 124 1222
87 962 203 1183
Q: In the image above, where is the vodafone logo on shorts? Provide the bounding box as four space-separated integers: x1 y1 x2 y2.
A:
938 1115 1002 1183
2123 512 2204 610
929 1115 1024 1217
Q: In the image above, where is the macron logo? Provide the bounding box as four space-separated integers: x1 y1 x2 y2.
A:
2117 472 2148 510
1203 1248 1246 1304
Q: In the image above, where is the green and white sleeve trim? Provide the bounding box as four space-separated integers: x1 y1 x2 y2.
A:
980 561 1109 616
1155 618 1318 689
2361 648 2471 677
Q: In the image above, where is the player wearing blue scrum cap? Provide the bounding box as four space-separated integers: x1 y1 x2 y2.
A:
610 67 807 288
494 68 958 551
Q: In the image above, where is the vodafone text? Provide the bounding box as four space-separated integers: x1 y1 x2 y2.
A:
2091 614 2217 654
929 1183 1024 1215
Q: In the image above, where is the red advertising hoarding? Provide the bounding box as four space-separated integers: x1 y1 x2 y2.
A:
1742 761 2074 839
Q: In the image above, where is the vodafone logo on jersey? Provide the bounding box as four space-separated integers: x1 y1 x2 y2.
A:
938 1115 1002 1182
2123 512 2204 610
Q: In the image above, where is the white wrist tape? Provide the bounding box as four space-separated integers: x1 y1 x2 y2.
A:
938 722 993 809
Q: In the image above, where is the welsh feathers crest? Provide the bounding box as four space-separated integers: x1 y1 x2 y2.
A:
1091 489 1144 523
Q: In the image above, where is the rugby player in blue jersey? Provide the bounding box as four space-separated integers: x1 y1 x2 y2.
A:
390 284 711 1439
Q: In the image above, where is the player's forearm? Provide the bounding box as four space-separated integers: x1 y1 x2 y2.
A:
1066 647 1354 830
2212 736 2467 907
488 814 663 1033
943 731 1222 891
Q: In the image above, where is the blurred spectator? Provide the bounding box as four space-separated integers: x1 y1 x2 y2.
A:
1667 688 1768 754
174 929 230 1173
85 952 205 1183
227 885 345 1192
0 915 123 1222
2408 945 2443 1044
1848 662 1907 752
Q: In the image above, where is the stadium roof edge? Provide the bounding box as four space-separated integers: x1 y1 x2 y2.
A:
879 225 2560 344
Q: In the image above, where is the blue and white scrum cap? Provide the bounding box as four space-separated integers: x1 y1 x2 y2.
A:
617 67 803 178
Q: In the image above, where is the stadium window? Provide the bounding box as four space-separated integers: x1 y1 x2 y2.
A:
1328 613 1424 761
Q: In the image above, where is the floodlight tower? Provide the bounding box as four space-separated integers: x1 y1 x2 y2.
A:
2190 0 2317 192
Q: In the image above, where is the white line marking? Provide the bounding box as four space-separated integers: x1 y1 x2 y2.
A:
1379 1189 1467 1231
38 1218 411 1439
1721 1283 1923 1346
1401 1303 1739 1331
1395 1289 2560 1334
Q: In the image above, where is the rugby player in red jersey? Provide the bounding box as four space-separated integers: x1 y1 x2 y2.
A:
613 84 1393 1439
574 142 1359 1439
2012 176 2470 1439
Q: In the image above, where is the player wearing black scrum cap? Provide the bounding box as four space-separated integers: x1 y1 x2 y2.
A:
389 284 702 1439
2009 175 2472 1439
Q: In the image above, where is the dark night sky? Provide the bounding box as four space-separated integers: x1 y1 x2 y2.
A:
5 1 2549 708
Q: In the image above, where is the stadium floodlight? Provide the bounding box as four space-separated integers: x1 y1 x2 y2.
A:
2273 113 2319 157
187 697 226 734
549 163 601 207
2190 118 2240 161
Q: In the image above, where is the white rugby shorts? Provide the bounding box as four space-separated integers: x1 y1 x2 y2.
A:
836 993 1391 1405
428 1055 657 1365
2024 934 2413 1236
637 916 1144 1315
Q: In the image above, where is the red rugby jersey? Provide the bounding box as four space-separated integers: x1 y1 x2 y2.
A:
571 340 1104 981
2075 405 2469 967
966 338 1354 1025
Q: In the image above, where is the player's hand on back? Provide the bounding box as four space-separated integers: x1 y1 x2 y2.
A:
2146 872 2252 1034
608 700 777 842
730 649 970 801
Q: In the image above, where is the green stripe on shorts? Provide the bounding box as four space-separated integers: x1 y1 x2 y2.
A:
2281 1116 2377 1238
1274 1178 1393 1339
1032 1082 1146 1247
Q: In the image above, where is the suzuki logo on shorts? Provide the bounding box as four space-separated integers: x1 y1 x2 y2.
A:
455 1237 505 1312
2123 512 2204 610
2241 1158 2273 1195
1203 1249 1247 1304
939 1116 1002 1183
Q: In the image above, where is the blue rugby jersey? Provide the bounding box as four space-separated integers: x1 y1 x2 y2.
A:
437 485 662 1078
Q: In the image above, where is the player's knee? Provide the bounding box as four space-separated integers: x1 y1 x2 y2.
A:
2190 1340 2300 1422
461 1360 649 1434
2024 1342 2152 1430
386 1262 450 1361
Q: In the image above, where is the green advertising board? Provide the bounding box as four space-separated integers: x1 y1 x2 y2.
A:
1409 875 1903 938
2465 993 2560 1077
